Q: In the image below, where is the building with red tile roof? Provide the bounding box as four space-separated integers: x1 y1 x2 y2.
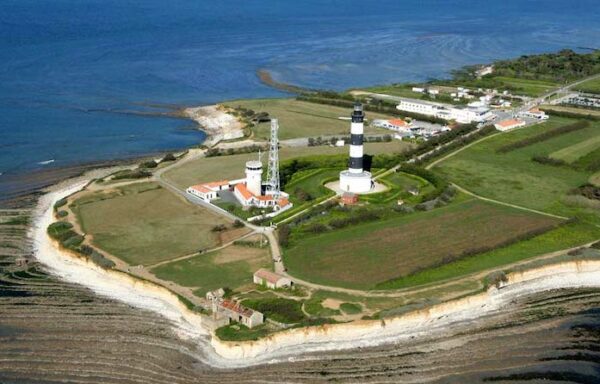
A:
494 118 526 131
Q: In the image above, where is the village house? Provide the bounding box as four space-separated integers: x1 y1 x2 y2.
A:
253 268 293 289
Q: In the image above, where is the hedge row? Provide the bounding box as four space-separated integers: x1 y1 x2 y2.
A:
540 108 600 121
497 120 589 153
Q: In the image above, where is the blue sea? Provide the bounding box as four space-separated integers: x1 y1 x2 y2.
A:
1 0 599 198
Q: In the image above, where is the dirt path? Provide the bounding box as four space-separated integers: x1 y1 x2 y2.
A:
147 230 257 269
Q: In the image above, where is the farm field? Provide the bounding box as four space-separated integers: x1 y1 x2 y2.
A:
163 141 412 190
283 198 561 290
223 98 396 140
576 77 600 94
70 182 236 266
550 134 600 163
377 221 600 290
151 243 271 296
434 117 600 223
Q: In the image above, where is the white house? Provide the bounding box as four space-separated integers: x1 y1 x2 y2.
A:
253 269 293 289
412 87 425 93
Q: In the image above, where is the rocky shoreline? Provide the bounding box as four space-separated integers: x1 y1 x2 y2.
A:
32 174 600 367
182 105 245 147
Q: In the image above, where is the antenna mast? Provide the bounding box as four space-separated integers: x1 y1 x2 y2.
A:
266 119 280 197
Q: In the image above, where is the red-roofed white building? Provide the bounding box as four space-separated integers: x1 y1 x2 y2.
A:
373 118 412 132
494 118 526 131
521 108 549 120
186 180 230 202
234 183 291 209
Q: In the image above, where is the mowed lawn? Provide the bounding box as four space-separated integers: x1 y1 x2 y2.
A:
435 117 600 221
71 183 232 266
284 199 560 289
164 142 412 190
223 98 396 140
152 244 271 296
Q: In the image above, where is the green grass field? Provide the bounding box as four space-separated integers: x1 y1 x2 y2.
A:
283 199 560 289
576 77 600 94
435 117 600 223
224 98 397 140
492 76 558 96
164 141 412 190
362 171 434 205
71 182 231 266
151 244 271 296
550 135 600 163
377 221 600 290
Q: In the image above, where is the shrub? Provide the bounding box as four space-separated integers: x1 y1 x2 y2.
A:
112 169 152 180
305 223 328 233
56 210 69 218
485 271 508 288
294 187 313 202
211 224 227 232
53 198 68 211
232 219 245 228
532 155 568 167
140 160 158 169
161 153 176 162
278 224 291 247
62 234 85 248
242 298 305 324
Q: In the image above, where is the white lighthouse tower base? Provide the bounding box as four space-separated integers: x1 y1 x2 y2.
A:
339 170 373 193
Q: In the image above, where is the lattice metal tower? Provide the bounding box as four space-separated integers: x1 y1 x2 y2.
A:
265 118 280 197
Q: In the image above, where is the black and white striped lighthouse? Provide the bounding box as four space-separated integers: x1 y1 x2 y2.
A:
348 102 365 173
339 102 373 193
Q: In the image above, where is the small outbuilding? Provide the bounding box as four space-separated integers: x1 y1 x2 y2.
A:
341 192 359 206
253 268 293 289
213 299 264 328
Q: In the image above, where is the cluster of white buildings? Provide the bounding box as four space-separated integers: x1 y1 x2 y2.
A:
186 158 291 211
395 98 495 124
186 119 292 214
372 118 450 139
